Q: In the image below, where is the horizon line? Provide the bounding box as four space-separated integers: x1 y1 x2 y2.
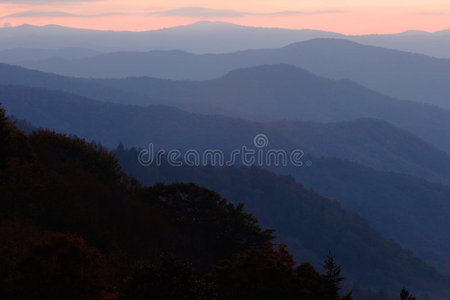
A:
2 21 449 36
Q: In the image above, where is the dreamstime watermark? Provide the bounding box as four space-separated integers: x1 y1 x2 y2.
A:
138 134 312 168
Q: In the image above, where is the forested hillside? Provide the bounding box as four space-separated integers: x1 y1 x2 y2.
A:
0 105 356 299
115 146 450 298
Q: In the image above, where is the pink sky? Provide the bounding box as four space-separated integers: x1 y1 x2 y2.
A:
0 0 449 34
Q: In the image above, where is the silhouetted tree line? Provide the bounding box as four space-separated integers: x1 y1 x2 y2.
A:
0 104 361 299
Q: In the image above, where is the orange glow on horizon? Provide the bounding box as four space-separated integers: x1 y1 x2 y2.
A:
0 1 449 35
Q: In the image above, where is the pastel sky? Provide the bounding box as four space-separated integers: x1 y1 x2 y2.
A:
0 0 449 34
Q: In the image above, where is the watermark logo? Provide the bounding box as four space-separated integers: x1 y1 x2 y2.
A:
253 133 269 148
138 134 311 168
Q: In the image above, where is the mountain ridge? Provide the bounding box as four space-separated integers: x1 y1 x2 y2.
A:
2 62 450 155
94 64 450 153
16 38 450 110
1 21 450 57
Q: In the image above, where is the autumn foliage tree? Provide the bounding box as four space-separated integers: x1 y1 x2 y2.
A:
9 233 113 300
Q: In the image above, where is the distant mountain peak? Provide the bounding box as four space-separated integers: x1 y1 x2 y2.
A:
174 21 338 34
435 29 450 35
397 30 431 36
170 21 244 31
188 20 240 27
283 38 362 49
222 64 315 80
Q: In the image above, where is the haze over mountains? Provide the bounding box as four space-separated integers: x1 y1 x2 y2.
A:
1 21 450 57
16 39 450 110
0 22 342 54
0 63 151 105
98 64 450 154
0 47 102 64
4 84 450 185
270 118 450 185
3 62 450 155
3 84 450 278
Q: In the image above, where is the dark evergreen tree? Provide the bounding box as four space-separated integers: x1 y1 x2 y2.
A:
323 252 344 291
400 288 416 300
323 252 353 300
